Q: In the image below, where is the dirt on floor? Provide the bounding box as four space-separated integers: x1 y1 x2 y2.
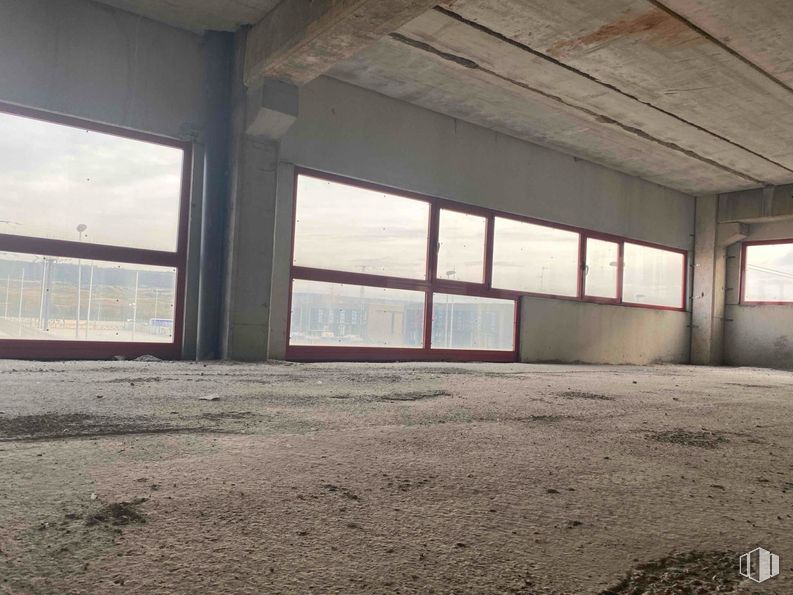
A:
1 360 792 594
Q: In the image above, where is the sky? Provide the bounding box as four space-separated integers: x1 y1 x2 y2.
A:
0 111 183 252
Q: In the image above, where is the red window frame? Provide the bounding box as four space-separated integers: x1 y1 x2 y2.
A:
286 169 688 362
740 238 793 305
0 102 192 360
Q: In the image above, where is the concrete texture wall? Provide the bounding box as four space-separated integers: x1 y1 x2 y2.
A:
268 76 695 360
0 0 208 140
724 220 793 369
519 297 690 365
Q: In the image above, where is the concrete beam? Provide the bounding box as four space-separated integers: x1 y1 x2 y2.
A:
246 78 299 140
244 0 440 86
719 184 793 223
717 222 749 248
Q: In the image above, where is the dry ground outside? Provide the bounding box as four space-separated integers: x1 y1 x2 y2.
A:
1 359 792 594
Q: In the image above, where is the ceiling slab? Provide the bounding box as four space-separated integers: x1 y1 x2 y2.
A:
657 0 793 89
395 9 790 186
448 0 793 173
93 0 280 32
331 38 755 195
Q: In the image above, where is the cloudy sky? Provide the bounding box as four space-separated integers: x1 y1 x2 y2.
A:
0 111 183 253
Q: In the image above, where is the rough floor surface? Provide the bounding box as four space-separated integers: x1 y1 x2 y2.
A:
1 360 792 594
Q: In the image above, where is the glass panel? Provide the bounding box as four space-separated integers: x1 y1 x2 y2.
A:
492 217 579 296
437 209 486 283
431 293 515 351
290 279 425 348
293 175 429 279
0 251 177 342
622 243 684 308
585 239 619 299
0 111 184 252
744 243 793 302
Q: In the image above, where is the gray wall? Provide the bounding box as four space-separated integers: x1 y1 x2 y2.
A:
0 0 211 358
0 0 208 140
268 76 695 362
520 297 689 365
724 220 793 369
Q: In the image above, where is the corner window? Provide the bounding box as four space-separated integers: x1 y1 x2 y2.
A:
743 241 793 303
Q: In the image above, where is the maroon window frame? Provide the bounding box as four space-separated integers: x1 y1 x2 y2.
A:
286 169 688 362
740 238 793 305
0 102 192 360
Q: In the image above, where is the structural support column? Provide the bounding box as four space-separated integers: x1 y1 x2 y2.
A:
691 195 748 365
221 31 299 361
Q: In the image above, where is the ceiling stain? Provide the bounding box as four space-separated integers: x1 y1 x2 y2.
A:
547 9 700 57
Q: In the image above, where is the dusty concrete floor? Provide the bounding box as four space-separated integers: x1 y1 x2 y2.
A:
1 360 792 594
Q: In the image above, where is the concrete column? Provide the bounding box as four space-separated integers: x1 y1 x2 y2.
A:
691 195 719 365
221 32 299 361
691 195 748 365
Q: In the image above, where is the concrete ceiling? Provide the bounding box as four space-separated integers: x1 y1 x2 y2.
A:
94 0 281 32
330 0 793 195
93 0 793 196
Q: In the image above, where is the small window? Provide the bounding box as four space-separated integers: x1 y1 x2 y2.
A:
492 217 579 296
293 175 429 279
622 243 684 308
290 279 425 348
431 293 515 351
436 209 486 283
743 242 793 302
584 238 619 299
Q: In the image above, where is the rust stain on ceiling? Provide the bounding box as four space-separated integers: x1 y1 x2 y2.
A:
547 8 700 57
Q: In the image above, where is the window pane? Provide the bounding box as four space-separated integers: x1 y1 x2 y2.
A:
744 243 793 302
622 243 684 308
293 175 429 279
0 251 176 343
431 293 515 351
585 239 619 299
290 279 425 348
437 209 486 283
0 111 184 252
492 217 579 296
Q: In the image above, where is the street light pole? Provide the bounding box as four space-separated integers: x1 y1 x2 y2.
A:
75 224 86 339
3 274 9 319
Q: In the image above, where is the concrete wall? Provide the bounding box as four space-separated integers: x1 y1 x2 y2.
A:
267 76 695 361
0 0 213 358
724 220 793 369
520 297 690 365
0 0 208 140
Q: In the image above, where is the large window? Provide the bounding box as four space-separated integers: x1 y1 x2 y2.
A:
743 241 793 303
288 170 687 361
0 104 190 359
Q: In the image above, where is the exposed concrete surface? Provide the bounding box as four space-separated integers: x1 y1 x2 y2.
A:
0 0 208 141
2 360 793 593
92 0 281 32
520 296 690 365
330 0 793 195
244 0 442 86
